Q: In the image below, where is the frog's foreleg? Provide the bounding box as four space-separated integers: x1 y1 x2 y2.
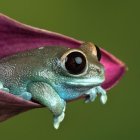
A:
28 82 66 129
85 86 107 104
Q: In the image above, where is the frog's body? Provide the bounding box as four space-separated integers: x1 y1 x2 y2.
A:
0 42 107 129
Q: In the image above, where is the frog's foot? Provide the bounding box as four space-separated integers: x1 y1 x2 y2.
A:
85 86 107 104
28 82 66 129
54 106 66 129
0 81 10 92
85 88 97 103
17 91 32 100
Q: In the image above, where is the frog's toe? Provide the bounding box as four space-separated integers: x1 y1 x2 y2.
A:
85 88 97 103
100 94 107 104
96 86 107 104
53 111 65 129
85 86 107 104
0 81 10 93
17 91 32 100
0 81 3 89
1 88 10 93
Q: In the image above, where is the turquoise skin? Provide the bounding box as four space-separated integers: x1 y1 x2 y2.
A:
0 42 107 129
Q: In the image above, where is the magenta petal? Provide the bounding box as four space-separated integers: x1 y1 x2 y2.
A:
101 48 126 90
0 13 126 121
0 91 41 122
0 13 82 59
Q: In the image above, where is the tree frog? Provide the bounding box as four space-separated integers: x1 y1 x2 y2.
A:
0 42 107 129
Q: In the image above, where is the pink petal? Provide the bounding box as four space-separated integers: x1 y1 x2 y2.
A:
101 49 127 90
0 13 82 59
0 13 126 121
0 91 41 122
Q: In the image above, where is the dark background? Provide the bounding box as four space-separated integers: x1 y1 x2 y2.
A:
0 0 139 139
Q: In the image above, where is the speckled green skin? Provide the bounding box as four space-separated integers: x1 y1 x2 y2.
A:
0 43 106 129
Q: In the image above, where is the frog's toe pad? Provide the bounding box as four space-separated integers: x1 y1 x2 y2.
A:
17 92 32 100
53 112 65 129
0 82 10 93
0 88 10 93
100 95 107 104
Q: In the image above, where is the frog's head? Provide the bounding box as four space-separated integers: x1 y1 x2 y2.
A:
51 42 105 100
60 42 105 86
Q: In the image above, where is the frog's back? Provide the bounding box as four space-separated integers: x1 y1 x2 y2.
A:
0 48 47 88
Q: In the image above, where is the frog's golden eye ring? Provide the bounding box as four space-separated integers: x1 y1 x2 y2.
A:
61 50 87 75
95 45 102 61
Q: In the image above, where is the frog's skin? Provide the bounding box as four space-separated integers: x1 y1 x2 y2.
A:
0 42 107 129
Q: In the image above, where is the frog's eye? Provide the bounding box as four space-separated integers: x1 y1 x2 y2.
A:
95 45 102 61
62 51 87 75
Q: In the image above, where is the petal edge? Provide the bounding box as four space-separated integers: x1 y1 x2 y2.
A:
101 48 127 90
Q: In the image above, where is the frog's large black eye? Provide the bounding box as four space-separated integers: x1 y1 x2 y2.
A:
95 45 102 61
65 51 87 75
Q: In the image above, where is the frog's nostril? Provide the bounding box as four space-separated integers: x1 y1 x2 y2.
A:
96 68 104 75
97 68 101 74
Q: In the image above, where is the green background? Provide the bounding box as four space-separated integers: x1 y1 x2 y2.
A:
0 0 139 140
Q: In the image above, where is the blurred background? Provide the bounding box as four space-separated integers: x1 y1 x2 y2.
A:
0 0 139 140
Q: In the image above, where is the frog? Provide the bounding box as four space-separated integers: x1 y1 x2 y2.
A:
0 42 107 129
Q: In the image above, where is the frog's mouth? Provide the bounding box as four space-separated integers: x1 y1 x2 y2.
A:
0 14 126 122
65 78 105 87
